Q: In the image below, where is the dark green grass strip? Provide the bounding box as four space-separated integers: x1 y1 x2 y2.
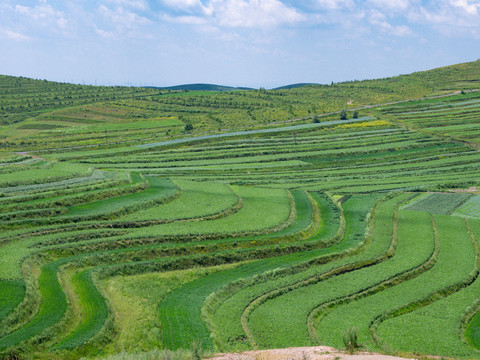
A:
158 194 379 351
263 189 312 237
0 281 25 323
464 219 480 350
245 193 404 349
0 260 67 349
0 189 304 350
65 176 177 218
372 215 477 357
54 269 107 350
309 210 436 351
310 193 340 243
0 193 362 351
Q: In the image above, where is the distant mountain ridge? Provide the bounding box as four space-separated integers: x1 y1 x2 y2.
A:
273 83 320 90
149 83 321 92
148 83 254 92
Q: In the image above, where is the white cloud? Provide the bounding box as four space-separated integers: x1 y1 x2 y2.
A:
0 27 30 41
407 0 480 37
162 14 208 25
369 9 413 36
449 0 480 15
160 0 214 15
98 5 150 27
212 0 304 28
367 0 411 12
15 4 67 30
103 0 149 11
159 0 304 28
311 0 355 10
96 4 152 38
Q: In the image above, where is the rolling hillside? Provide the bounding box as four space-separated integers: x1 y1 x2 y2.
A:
0 61 480 360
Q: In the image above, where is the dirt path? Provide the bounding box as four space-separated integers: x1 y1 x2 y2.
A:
15 151 45 160
208 346 416 360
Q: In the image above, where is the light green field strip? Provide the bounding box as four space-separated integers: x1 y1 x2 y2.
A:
50 190 305 350
87 132 416 166
126 186 291 237
0 186 287 281
282 167 480 193
96 143 465 172
44 118 377 162
0 188 294 351
402 192 472 215
393 103 480 119
311 210 436 351
206 193 380 352
0 226 128 280
64 176 178 218
157 146 479 178
125 160 308 172
54 269 108 350
0 171 127 210
86 135 409 164
0 176 147 223
425 122 480 133
454 195 480 219
0 162 92 188
89 132 428 160
182 167 480 194
135 117 376 150
176 150 480 180
373 215 477 358
0 178 176 279
380 92 480 113
141 164 480 191
0 258 68 350
244 194 410 349
118 179 238 221
84 139 441 170
393 100 480 115
105 132 408 164
465 220 480 351
156 191 352 351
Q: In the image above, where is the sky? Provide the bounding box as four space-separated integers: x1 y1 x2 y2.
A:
0 0 480 88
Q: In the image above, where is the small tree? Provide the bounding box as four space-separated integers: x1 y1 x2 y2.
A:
312 115 320 123
184 123 193 131
342 327 361 354
352 110 359 119
339 110 347 120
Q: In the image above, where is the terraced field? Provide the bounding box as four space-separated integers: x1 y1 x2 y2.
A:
2 62 480 360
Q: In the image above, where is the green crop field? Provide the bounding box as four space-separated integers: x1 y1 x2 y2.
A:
1 61 480 360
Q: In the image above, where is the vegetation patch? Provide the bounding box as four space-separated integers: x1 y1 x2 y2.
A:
401 192 472 215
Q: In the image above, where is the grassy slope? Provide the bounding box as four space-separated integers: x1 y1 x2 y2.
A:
0 60 479 152
1 61 480 359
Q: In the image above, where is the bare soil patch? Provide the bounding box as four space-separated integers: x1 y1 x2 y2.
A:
208 346 416 360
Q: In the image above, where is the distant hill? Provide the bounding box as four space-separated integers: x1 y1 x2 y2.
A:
149 83 254 92
152 83 321 91
273 83 320 90
2 59 480 147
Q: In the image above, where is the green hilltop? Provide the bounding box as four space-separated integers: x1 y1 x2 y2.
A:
1 60 479 152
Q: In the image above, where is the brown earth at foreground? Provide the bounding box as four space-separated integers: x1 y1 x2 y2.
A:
208 346 416 360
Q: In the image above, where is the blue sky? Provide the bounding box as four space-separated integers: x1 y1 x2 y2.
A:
1 0 479 88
